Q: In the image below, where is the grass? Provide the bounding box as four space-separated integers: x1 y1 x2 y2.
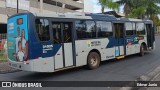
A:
0 50 7 61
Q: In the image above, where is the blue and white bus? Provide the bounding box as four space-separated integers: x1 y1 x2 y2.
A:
7 12 155 72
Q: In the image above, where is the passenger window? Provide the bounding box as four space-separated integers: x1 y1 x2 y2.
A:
52 23 62 43
35 19 50 41
125 22 136 35
75 21 96 40
96 21 113 37
63 23 72 43
136 23 145 35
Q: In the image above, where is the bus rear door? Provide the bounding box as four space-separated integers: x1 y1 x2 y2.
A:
146 24 154 49
114 23 125 58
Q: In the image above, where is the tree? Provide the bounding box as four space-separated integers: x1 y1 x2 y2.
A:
150 15 160 27
117 0 160 18
116 0 133 16
128 7 145 19
98 0 119 13
145 1 160 18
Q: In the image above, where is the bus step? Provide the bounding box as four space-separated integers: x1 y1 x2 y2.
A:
116 56 125 59
55 66 76 72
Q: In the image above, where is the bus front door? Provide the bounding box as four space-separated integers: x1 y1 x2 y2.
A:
146 24 154 49
52 22 74 70
114 23 125 58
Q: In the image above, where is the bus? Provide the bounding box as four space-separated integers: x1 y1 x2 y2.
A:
7 12 155 72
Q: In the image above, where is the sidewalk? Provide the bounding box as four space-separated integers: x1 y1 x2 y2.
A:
138 74 160 90
137 66 160 90
0 61 20 74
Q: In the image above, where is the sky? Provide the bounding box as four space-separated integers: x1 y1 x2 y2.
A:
87 0 124 13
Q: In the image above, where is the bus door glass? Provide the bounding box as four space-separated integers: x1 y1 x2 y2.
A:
52 22 74 69
146 24 154 48
114 23 125 56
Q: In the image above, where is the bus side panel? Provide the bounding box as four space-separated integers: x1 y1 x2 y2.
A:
125 35 139 55
75 38 116 67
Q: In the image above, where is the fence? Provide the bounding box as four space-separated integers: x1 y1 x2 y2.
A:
0 34 7 61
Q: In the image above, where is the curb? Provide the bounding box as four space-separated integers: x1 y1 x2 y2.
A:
0 61 21 74
0 69 21 74
119 66 160 90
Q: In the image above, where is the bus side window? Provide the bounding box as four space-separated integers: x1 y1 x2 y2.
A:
52 23 61 43
96 21 113 38
136 23 145 35
125 22 136 36
35 19 50 41
63 23 72 43
75 20 96 40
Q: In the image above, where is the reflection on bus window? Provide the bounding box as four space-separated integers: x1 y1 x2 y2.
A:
125 22 136 35
96 21 113 38
136 23 145 35
35 19 50 41
75 21 96 40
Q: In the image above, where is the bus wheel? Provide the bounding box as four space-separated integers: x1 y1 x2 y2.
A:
87 52 100 69
140 44 145 56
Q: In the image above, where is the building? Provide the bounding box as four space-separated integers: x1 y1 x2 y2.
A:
83 0 94 13
76 0 93 13
0 0 84 34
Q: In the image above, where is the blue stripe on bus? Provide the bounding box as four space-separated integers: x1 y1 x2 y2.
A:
106 35 139 48
125 35 139 45
106 37 125 48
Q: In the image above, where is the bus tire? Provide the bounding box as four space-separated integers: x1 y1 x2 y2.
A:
140 44 145 56
87 52 100 69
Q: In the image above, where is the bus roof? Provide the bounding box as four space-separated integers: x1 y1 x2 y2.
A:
10 12 153 23
119 18 153 23
33 12 117 21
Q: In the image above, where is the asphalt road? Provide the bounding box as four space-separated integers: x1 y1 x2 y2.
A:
1 36 160 90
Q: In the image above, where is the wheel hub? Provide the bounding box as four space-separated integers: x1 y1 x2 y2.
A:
91 56 97 65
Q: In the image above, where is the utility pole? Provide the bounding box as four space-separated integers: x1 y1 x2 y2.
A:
17 0 19 13
40 0 43 13
56 0 58 13
62 0 66 13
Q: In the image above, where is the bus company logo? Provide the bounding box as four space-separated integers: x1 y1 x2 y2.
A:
2 82 11 87
43 45 53 53
43 45 53 49
8 23 14 30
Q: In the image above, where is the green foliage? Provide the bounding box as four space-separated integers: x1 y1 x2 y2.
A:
98 0 120 13
99 0 160 26
128 7 145 18
150 15 160 27
106 1 119 11
117 0 160 26
117 0 160 18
